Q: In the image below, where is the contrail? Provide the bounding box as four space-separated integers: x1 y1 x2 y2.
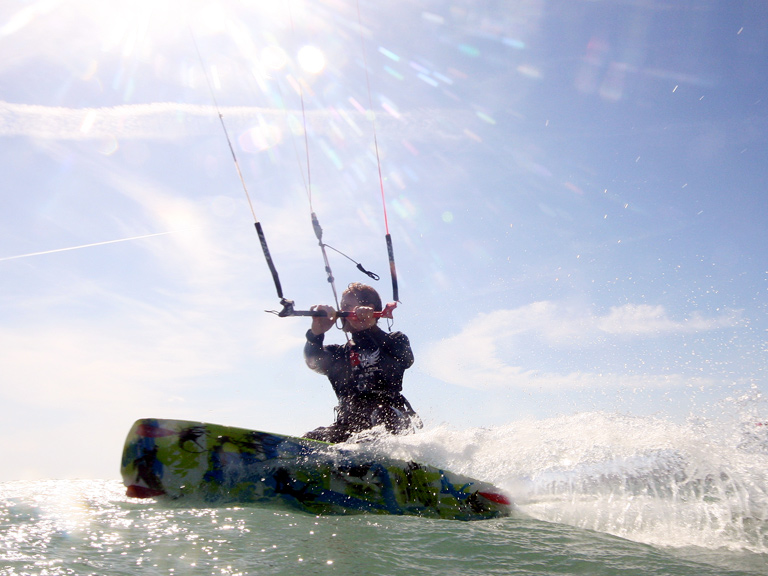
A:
0 231 176 262
0 99 452 141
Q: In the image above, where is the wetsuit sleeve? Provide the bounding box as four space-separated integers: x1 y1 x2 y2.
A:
304 329 333 374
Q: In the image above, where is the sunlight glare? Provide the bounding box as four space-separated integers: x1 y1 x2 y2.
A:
297 45 326 74
239 124 283 153
1 2 56 38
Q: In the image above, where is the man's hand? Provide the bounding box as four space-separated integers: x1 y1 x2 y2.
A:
310 304 336 335
344 306 376 332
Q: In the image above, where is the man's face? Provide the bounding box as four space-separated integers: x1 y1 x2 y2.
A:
340 293 376 333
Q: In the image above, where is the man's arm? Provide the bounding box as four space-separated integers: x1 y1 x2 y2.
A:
304 330 333 374
382 331 414 370
304 304 338 374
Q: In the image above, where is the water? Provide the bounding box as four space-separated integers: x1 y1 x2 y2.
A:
3 412 768 575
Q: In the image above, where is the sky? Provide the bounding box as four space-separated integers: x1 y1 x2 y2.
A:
1 0 767 481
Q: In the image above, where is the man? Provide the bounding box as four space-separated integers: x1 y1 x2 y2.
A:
303 283 420 443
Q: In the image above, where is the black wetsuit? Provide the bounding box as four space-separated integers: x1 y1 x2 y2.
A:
303 326 419 443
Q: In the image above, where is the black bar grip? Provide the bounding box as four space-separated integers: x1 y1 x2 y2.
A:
255 222 283 299
386 233 399 302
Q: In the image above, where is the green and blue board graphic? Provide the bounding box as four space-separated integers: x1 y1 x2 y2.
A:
121 418 512 521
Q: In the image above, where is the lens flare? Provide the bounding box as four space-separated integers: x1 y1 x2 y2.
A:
261 45 288 71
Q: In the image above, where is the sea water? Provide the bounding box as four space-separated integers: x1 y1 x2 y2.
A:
3 411 768 576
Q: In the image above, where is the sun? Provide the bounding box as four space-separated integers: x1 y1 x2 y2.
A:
297 45 327 75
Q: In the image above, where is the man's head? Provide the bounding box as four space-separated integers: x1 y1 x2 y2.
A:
340 283 382 332
341 283 382 312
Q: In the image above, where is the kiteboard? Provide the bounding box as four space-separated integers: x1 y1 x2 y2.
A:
121 418 512 521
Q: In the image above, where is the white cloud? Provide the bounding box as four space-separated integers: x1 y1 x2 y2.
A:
597 303 741 335
0 292 305 411
421 301 740 390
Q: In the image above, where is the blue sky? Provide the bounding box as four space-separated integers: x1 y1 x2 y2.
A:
1 0 766 480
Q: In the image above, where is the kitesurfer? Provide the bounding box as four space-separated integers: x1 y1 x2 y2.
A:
303 282 420 443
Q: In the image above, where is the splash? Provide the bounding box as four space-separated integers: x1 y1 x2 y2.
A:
368 408 768 553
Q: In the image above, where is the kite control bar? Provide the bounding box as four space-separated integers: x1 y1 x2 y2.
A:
268 299 397 320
